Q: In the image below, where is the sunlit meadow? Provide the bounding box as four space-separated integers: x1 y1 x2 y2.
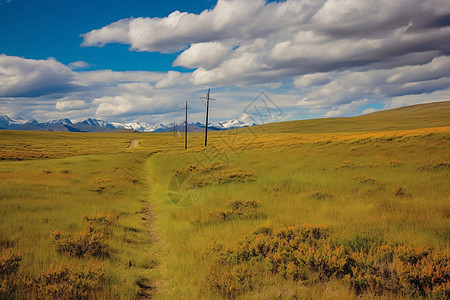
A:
1 102 449 299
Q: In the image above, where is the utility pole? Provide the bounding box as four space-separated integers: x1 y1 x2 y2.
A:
184 101 190 150
200 88 215 147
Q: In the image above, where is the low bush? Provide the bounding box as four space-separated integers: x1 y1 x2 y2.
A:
394 185 407 197
208 263 256 299
173 161 255 188
50 228 109 259
309 190 332 200
84 212 119 227
210 200 266 222
0 249 22 298
0 250 22 277
24 262 105 299
209 224 450 298
51 212 117 258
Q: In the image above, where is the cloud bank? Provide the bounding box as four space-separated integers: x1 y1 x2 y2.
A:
1 0 450 123
82 0 450 86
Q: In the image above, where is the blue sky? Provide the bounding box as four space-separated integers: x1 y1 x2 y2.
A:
1 0 449 125
0 0 212 71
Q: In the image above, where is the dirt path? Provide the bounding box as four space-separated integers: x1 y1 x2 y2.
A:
127 144 158 299
136 202 159 299
142 202 159 244
128 140 139 149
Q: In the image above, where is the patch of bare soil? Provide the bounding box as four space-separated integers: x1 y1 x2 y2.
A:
128 140 139 149
136 202 159 299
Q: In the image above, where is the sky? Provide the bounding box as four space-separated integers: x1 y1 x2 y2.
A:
0 0 449 125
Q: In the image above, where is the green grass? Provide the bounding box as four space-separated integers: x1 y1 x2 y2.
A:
1 101 449 299
257 101 450 133
147 126 449 299
0 152 155 298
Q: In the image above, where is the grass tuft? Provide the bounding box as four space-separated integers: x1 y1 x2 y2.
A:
209 200 267 222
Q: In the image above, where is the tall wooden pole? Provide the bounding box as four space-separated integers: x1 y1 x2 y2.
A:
185 101 188 150
204 88 210 147
200 89 215 147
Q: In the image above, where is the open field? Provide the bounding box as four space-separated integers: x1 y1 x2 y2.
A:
1 102 449 299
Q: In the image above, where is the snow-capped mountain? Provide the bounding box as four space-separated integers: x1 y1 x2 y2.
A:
43 118 73 126
148 123 173 132
82 118 116 129
111 121 156 132
0 115 256 132
211 119 256 129
0 115 28 129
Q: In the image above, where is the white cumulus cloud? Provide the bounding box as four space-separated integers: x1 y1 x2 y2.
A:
81 0 450 89
56 99 88 111
3 0 450 122
0 55 74 97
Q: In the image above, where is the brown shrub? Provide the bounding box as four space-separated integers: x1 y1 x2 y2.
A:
0 249 22 298
209 200 266 222
353 176 377 184
174 161 255 188
389 160 404 167
126 175 140 183
51 212 117 258
0 250 22 277
394 186 406 197
208 263 256 299
88 186 106 193
209 224 450 298
335 161 355 170
26 262 105 299
84 212 118 228
50 228 109 259
310 190 332 200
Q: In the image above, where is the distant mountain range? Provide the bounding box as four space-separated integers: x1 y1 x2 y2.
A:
0 115 255 133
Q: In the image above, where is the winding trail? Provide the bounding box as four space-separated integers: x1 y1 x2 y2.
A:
128 140 139 149
137 203 157 298
125 141 161 299
136 156 159 299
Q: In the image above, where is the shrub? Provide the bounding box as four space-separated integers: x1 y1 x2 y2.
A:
433 162 449 171
0 250 22 298
209 224 450 298
27 262 105 299
174 161 255 188
89 177 114 193
393 245 449 297
51 211 117 258
126 175 140 183
389 160 404 167
335 161 354 169
0 250 22 277
88 186 106 193
394 186 406 197
309 190 332 200
50 227 109 258
353 176 377 184
84 212 118 230
208 263 255 299
210 200 266 222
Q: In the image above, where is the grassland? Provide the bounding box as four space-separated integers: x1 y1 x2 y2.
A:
257 100 450 134
1 101 449 299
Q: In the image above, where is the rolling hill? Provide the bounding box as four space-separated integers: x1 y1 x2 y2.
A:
256 101 450 134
